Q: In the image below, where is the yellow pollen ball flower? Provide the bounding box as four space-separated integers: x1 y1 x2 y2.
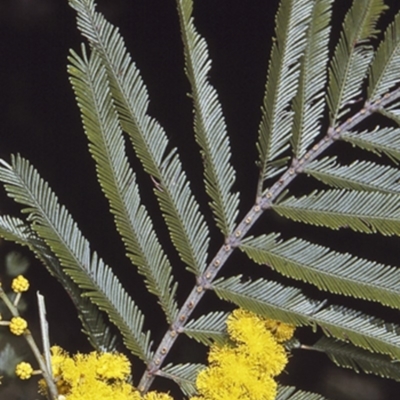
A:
41 346 168 400
15 362 33 380
96 352 131 380
9 317 28 335
11 275 30 293
191 309 294 400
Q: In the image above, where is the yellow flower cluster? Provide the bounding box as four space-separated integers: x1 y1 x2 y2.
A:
191 309 295 400
9 317 27 335
40 346 173 400
11 275 30 293
15 362 33 380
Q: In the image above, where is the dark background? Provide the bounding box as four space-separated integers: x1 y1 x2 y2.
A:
1 0 400 399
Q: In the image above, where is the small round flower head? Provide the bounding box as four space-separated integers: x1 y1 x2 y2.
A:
96 352 131 380
11 275 30 293
9 317 28 335
43 346 146 400
15 362 33 380
192 309 293 400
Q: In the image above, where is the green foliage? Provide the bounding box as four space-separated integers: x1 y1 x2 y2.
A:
256 0 314 187
241 234 400 308
183 311 228 346
160 363 206 397
0 156 151 362
2 0 400 398
312 336 400 381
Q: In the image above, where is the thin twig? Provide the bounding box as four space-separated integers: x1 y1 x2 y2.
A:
0 287 58 399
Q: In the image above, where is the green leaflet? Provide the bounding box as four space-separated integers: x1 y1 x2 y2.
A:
381 107 400 126
342 127 400 163
0 215 118 352
0 156 152 362
241 234 400 309
327 0 387 123
313 336 400 381
291 0 332 158
68 48 178 324
160 363 205 397
368 11 400 101
273 189 400 235
184 311 228 346
69 0 210 275
176 0 239 237
213 276 400 359
256 0 314 190
305 156 400 193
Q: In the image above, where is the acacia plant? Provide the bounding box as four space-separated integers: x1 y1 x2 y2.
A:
1 0 400 398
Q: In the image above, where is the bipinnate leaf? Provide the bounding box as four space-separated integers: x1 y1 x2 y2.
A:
68 47 178 323
313 336 400 381
0 156 152 362
160 363 205 397
368 11 400 101
0 215 118 352
305 156 400 193
176 0 239 236
256 0 313 189
273 189 400 235
342 127 400 163
327 0 387 123
184 311 228 346
69 0 209 275
213 276 400 359
291 0 332 158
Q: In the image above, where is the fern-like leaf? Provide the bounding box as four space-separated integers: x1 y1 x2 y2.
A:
69 0 209 275
368 11 400 101
305 156 400 193
0 215 36 253
213 276 400 359
342 127 400 163
313 336 400 381
0 156 152 362
241 234 400 309
256 0 314 190
277 385 328 400
184 311 228 346
0 215 118 352
176 0 239 236
68 47 178 323
273 189 400 235
214 275 324 326
327 0 387 123
291 0 332 158
160 363 205 397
